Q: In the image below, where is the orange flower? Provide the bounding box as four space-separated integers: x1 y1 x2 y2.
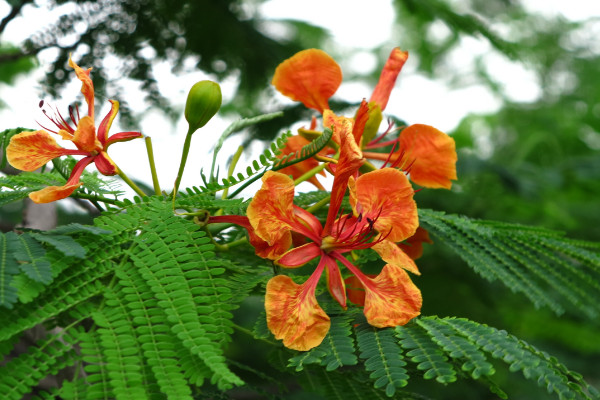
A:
272 48 457 189
240 129 421 351
6 57 142 203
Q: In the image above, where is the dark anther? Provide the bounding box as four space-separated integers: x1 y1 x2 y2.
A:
39 100 44 108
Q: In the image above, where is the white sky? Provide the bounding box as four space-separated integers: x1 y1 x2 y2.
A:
0 0 598 199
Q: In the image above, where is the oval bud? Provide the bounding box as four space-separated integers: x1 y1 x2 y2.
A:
185 80 222 133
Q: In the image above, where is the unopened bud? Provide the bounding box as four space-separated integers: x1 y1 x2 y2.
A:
185 80 222 133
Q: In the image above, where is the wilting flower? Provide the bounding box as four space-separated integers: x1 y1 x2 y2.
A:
272 48 457 189
245 126 422 351
6 57 142 203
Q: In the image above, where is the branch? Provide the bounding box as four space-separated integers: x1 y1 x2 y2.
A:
0 0 34 36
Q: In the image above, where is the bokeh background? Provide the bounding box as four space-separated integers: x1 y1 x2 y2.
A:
1 0 599 398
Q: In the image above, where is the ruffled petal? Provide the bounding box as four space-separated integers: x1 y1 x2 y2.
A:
247 171 311 244
272 49 342 113
362 264 422 327
398 227 433 260
72 115 101 153
68 57 95 119
398 124 457 189
6 130 86 171
369 48 408 111
372 239 420 275
265 267 330 351
350 168 418 242
276 135 325 190
277 243 321 268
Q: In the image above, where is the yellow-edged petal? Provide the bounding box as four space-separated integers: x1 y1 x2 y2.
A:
7 130 71 171
68 57 95 119
372 239 420 275
72 115 101 153
350 168 418 242
265 275 330 351
362 264 422 327
247 171 296 245
399 124 457 189
29 182 83 204
272 49 342 113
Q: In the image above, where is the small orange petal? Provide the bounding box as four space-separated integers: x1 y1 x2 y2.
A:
276 135 325 190
73 116 101 153
68 57 95 119
272 49 342 113
372 239 420 275
350 168 418 242
399 124 457 189
265 274 330 351
369 48 408 111
247 171 297 245
362 264 422 328
398 227 433 260
7 130 71 171
28 182 83 204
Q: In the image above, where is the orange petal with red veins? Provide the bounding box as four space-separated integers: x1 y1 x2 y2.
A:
7 130 81 171
272 49 342 113
73 116 101 153
350 168 418 242
29 183 83 204
398 227 433 260
362 264 422 328
372 239 420 275
69 57 95 119
265 274 331 351
369 48 408 111
276 135 325 190
399 124 457 189
247 171 297 245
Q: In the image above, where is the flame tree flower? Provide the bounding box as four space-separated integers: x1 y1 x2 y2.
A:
272 48 457 190
6 57 143 203
245 124 422 351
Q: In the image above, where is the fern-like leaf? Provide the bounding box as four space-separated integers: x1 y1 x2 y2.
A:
418 209 600 319
0 232 20 308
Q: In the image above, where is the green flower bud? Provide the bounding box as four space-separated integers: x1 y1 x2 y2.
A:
185 80 222 133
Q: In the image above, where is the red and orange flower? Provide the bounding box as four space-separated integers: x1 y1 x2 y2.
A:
6 57 142 203
272 48 457 190
243 126 422 351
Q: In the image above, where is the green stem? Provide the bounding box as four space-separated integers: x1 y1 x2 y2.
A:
144 136 162 195
71 192 121 206
293 162 328 186
306 194 331 214
222 145 244 200
172 127 195 197
232 323 278 346
117 167 147 198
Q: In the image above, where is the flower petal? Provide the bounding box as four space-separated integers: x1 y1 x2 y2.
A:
369 48 408 111
277 243 321 268
94 151 119 176
399 124 457 189
372 239 420 275
272 49 342 113
265 268 330 351
350 168 418 242
247 171 297 244
398 227 433 260
69 57 95 119
73 115 101 153
98 100 119 146
6 130 85 171
362 264 422 328
345 275 366 306
28 156 93 203
324 254 346 308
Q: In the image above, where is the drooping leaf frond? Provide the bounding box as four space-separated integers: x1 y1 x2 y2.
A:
418 209 600 319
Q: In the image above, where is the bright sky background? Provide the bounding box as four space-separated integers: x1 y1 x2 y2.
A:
0 0 598 200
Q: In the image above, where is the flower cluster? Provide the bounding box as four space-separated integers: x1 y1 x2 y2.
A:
214 48 457 351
